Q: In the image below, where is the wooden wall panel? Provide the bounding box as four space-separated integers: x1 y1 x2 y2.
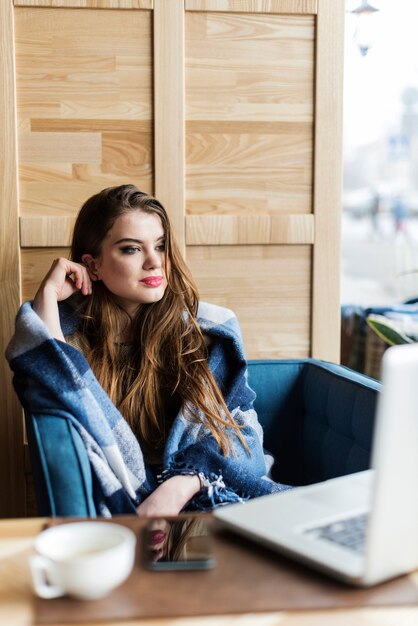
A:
153 0 185 249
21 249 69 301
20 216 75 247
14 7 153 217
185 12 314 219
185 8 317 359
187 246 311 359
186 121 312 215
0 0 26 518
311 0 344 360
186 13 314 121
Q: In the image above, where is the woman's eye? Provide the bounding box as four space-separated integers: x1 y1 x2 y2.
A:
156 243 166 252
120 246 140 255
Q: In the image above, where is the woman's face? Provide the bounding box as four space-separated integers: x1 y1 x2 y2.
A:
83 210 168 317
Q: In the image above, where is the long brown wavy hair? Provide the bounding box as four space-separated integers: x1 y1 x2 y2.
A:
70 184 247 456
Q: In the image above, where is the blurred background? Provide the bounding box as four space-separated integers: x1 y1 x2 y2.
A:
343 0 418 306
341 0 418 377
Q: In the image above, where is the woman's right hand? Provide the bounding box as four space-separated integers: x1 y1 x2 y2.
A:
34 258 92 304
33 258 92 341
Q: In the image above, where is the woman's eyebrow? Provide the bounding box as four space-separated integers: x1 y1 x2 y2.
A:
114 236 165 244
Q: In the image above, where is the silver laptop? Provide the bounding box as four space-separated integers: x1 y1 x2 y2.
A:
214 343 418 586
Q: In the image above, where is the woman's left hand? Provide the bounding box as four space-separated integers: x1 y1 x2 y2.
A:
136 474 200 517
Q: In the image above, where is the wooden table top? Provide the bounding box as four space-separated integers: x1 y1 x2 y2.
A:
1 517 417 626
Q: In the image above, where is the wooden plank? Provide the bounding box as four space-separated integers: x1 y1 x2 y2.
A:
21 248 70 301
186 120 313 135
188 245 311 359
60 100 152 120
187 102 313 123
185 0 317 14
15 7 151 54
185 11 314 216
311 0 344 362
186 119 313 215
186 127 312 169
19 178 151 216
187 194 311 215
15 7 154 217
153 0 185 250
185 12 315 126
19 132 102 163
20 216 76 247
186 214 314 245
0 0 26 517
31 119 151 132
14 1 153 8
102 131 152 171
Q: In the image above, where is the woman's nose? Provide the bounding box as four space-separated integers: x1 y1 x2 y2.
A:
143 251 162 269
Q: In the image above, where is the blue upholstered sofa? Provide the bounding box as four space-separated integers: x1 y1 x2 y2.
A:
25 359 382 517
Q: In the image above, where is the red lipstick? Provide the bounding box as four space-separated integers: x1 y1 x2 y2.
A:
141 276 163 287
149 530 166 546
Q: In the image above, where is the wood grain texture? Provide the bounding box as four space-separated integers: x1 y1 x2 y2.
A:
31 119 151 132
185 0 318 14
19 132 102 163
14 1 153 8
19 182 154 216
20 216 76 247
0 0 26 517
186 13 314 123
186 214 314 245
311 0 344 362
1 518 418 626
188 245 311 359
21 248 70 301
15 6 153 217
185 12 314 217
186 121 312 215
153 0 185 250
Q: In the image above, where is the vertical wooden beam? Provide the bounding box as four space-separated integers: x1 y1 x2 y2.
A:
0 1 26 517
153 0 185 253
311 0 344 361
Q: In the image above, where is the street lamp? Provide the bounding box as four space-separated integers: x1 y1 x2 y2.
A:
350 0 380 57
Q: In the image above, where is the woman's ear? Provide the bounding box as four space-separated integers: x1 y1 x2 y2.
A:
81 254 101 281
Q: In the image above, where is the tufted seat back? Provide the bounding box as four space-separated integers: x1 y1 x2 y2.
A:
247 359 381 486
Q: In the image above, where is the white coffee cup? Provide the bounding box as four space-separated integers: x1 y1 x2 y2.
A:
30 521 136 600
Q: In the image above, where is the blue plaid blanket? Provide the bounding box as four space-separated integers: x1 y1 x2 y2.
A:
6 300 290 516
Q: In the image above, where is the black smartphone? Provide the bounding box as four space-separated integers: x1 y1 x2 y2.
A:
143 516 215 571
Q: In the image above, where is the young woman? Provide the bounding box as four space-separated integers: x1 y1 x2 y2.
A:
7 185 289 516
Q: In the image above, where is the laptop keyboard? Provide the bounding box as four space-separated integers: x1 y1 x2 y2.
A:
304 512 369 553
